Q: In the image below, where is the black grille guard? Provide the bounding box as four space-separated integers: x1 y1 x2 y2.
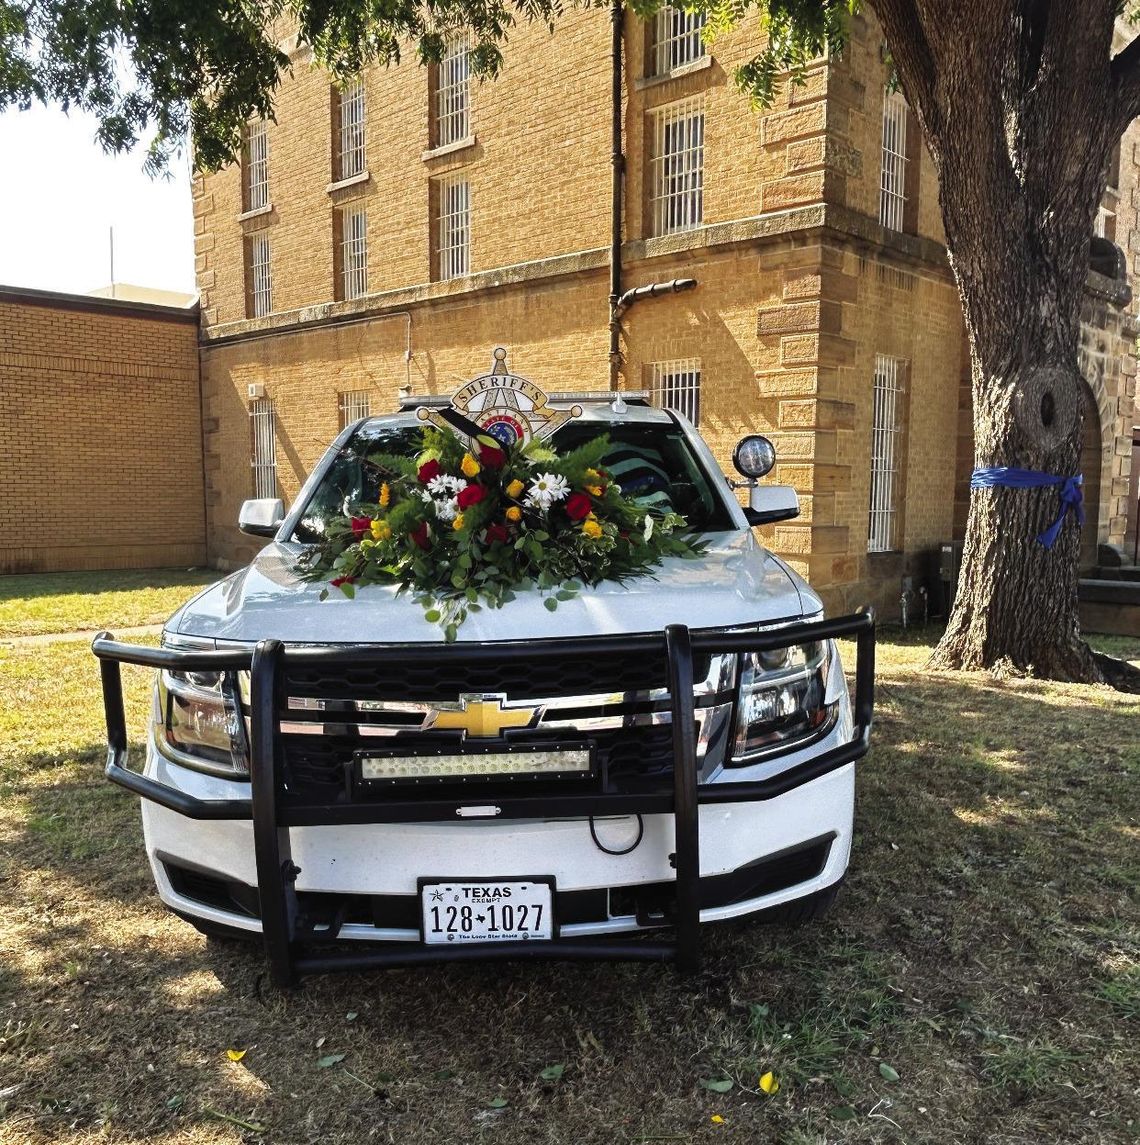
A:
92 610 875 983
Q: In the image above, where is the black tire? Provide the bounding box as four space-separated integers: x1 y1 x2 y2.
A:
755 880 842 926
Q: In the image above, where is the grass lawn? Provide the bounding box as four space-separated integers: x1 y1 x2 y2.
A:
0 569 220 638
0 578 1136 1144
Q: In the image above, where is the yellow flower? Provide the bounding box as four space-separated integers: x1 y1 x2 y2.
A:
226 1048 247 1062
711 1115 725 1125
582 518 603 539
585 468 601 480
461 453 481 478
453 514 465 531
370 519 391 541
758 1071 780 1095
379 482 391 509
505 506 522 523
585 484 603 497
506 479 525 499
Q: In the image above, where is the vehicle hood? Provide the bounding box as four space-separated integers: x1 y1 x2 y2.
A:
171 532 819 645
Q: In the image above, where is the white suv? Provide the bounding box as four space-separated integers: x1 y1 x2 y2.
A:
94 388 874 985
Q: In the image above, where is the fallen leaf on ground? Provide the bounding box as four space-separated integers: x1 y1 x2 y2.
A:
225 1049 247 1062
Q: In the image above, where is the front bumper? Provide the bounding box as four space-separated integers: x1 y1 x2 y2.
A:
94 614 875 982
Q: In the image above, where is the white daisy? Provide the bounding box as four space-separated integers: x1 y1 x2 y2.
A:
434 498 458 522
428 474 467 497
526 473 570 509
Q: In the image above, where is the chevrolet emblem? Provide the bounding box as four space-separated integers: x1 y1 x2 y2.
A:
423 694 540 738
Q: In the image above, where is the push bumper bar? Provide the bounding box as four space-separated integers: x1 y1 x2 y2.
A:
93 611 875 984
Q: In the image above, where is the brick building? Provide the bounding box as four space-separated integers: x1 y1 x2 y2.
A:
0 285 204 574
190 7 1139 614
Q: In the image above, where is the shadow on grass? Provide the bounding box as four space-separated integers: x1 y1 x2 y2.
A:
1 665 1137 1145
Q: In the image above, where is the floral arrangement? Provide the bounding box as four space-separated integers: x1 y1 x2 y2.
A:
299 425 704 638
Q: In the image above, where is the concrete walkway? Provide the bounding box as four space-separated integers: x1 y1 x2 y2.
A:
0 623 164 647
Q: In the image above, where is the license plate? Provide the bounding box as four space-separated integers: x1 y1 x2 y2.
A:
420 880 554 945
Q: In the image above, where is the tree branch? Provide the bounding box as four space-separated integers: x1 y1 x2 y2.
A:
866 0 939 136
1111 31 1140 134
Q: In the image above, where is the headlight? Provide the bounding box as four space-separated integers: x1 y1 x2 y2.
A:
155 638 250 777
729 640 838 763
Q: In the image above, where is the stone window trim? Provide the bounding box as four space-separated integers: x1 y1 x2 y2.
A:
422 135 478 162
635 53 712 92
237 203 274 223
327 171 372 195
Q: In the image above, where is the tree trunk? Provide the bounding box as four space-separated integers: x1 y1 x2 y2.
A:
866 0 1140 689
928 354 1097 680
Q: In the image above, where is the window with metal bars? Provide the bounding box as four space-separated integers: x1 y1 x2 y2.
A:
879 89 908 231
336 204 368 300
335 78 366 180
338 389 371 428
649 97 704 236
434 175 470 281
650 7 706 76
433 34 471 147
650 359 701 426
245 232 272 318
249 398 278 499
243 120 269 212
867 354 906 553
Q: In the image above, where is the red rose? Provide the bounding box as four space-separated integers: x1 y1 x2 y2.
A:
350 516 371 536
565 492 592 521
418 459 441 484
478 443 506 470
457 483 486 510
330 575 355 588
484 523 510 545
410 522 431 550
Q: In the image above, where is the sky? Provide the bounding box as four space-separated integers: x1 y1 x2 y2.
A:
0 103 195 297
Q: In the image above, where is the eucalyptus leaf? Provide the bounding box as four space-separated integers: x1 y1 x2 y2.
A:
699 1077 734 1093
544 597 558 612
878 1062 900 1083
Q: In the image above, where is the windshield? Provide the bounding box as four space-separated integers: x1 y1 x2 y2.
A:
292 419 736 541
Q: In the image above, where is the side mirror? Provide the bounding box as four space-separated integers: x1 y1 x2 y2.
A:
239 498 285 538
744 485 800 526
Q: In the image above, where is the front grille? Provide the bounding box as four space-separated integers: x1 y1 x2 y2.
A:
280 724 679 801
282 648 711 704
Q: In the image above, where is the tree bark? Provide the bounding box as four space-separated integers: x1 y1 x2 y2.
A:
868 0 1140 689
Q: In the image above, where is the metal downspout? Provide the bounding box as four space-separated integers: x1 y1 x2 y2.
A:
608 0 624 390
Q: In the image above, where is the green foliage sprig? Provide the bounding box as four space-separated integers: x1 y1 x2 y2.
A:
297 427 705 640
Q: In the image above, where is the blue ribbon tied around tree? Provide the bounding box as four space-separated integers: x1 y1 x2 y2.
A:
970 467 1084 549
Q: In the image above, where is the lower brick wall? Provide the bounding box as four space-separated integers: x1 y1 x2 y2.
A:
0 292 206 575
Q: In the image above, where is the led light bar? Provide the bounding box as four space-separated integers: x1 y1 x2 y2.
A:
359 748 592 782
